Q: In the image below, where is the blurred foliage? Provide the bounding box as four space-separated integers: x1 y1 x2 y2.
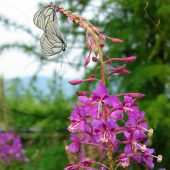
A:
0 0 170 169
0 74 71 169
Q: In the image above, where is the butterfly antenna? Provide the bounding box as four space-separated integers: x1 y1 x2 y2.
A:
60 53 64 67
63 52 71 66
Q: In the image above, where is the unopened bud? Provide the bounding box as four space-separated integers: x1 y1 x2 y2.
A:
106 36 124 43
122 56 136 62
92 57 99 62
106 56 112 65
84 55 91 66
99 43 105 47
69 80 83 85
121 70 130 74
86 39 91 48
99 34 106 40
89 74 95 78
127 93 145 98
81 22 87 28
113 65 126 73
110 38 124 43
91 40 95 50
92 26 100 32
73 18 79 23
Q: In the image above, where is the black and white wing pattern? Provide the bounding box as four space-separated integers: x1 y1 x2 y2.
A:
40 31 66 56
40 20 67 56
33 2 67 56
40 33 63 56
33 3 58 31
45 21 67 46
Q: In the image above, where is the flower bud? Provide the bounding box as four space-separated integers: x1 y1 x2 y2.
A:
90 40 95 50
99 34 106 40
69 80 83 85
84 55 91 66
92 26 100 32
113 65 126 73
120 70 130 74
89 74 95 78
99 43 105 47
92 57 99 62
106 36 124 43
86 39 91 48
110 38 124 43
106 56 112 65
122 56 136 62
81 22 87 28
127 93 145 98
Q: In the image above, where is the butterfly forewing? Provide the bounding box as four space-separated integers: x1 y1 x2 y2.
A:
33 7 46 31
33 3 57 30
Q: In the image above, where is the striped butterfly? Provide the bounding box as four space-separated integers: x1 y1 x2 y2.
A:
33 2 67 56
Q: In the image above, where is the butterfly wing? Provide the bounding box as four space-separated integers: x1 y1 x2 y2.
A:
40 32 64 56
33 3 58 31
34 3 67 56
45 21 67 48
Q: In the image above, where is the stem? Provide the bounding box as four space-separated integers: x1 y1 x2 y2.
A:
93 161 110 169
107 143 114 170
81 142 107 150
56 6 106 84
89 28 105 84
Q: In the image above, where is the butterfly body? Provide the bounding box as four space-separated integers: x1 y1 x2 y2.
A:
33 3 67 56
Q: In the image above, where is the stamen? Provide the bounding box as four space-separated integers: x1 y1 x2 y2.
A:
119 158 130 168
148 128 153 136
140 126 153 136
133 142 146 152
151 154 163 162
140 145 146 152
100 131 108 143
123 107 133 112
121 161 129 168
68 122 80 132
157 155 163 162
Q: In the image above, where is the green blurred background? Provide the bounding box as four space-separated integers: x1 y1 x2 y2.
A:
0 0 170 169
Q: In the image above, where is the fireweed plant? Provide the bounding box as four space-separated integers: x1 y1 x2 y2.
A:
0 132 27 163
55 5 163 170
0 104 27 163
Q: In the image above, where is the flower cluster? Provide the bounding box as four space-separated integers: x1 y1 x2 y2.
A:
65 84 162 169
56 5 123 68
0 132 28 163
56 4 163 170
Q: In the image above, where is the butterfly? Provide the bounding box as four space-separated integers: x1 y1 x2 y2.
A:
33 2 67 56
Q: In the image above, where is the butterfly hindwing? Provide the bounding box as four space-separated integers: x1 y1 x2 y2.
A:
40 32 64 56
